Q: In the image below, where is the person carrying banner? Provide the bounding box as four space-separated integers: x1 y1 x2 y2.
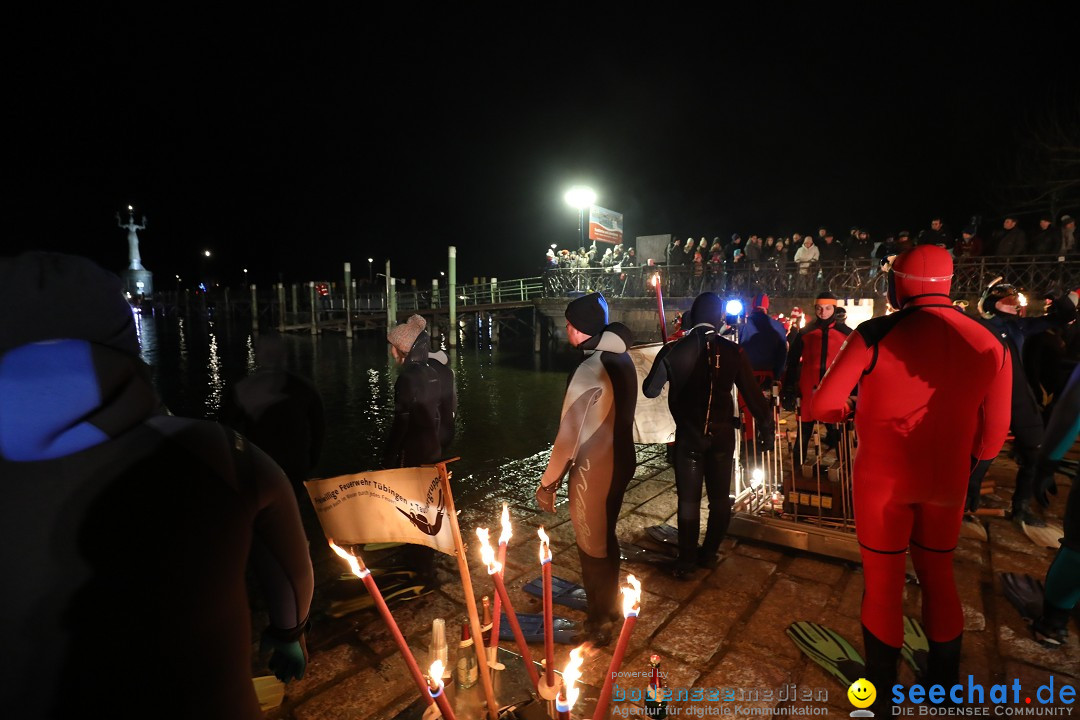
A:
535 293 637 647
385 314 457 578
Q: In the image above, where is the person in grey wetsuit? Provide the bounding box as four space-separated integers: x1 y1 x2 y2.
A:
535 293 637 647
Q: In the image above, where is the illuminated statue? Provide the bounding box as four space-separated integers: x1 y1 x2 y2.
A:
117 206 147 271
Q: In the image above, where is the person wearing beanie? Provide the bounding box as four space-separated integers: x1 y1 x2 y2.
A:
809 245 1012 715
536 292 637 646
954 225 983 258
0 252 314 718
220 331 326 497
1057 215 1077 256
1031 214 1057 255
781 290 852 461
643 292 773 579
384 314 456 468
975 279 1078 527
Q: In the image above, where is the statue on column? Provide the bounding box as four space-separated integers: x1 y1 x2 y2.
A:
117 205 153 296
117 206 147 271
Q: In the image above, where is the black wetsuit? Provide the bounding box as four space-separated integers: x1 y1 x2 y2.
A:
540 324 637 630
0 340 314 719
643 323 771 570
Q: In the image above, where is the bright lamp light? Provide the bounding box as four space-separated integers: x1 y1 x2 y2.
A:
564 186 597 210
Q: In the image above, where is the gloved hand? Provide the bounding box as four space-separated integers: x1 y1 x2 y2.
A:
780 388 798 413
966 456 992 513
261 630 308 683
1034 459 1060 508
535 483 557 513
756 424 776 453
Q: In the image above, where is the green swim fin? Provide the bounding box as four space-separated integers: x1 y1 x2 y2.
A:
1000 572 1045 623
786 621 865 689
901 616 929 680
326 580 434 618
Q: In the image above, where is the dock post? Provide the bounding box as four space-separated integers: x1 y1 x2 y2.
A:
448 246 457 348
309 282 318 335
277 283 286 331
250 284 258 334
344 262 353 339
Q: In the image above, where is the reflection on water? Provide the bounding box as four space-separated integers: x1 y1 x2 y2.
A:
140 313 570 504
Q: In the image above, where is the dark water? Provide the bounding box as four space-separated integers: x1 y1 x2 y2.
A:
134 311 572 506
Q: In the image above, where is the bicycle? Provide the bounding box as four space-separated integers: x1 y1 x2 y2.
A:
827 260 888 297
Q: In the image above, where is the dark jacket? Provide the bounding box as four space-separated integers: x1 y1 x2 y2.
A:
384 330 456 467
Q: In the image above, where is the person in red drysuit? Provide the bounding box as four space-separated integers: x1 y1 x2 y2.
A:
781 291 851 462
810 245 1012 714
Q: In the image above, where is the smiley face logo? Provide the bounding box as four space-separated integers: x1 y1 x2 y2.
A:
847 678 876 709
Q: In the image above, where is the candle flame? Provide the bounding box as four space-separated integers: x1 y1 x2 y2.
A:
651 272 660 287
499 502 512 545
477 527 501 574
537 526 552 563
428 659 444 690
328 540 369 578
562 644 586 708
1018 292 1028 307
621 574 642 617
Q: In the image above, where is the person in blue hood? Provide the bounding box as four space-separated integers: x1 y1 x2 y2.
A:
0 252 313 719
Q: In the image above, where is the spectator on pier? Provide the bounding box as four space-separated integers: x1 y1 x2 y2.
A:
0 252 313 718
536 293 636 646
954 225 983 258
818 232 845 265
1056 215 1077 257
921 216 954 250
992 214 1028 256
221 331 325 498
1031 214 1057 255
847 229 873 261
793 236 820 291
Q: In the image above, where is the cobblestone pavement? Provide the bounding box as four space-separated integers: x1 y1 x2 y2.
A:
261 418 1079 719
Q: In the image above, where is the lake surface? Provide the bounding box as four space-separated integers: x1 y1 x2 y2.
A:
134 311 573 506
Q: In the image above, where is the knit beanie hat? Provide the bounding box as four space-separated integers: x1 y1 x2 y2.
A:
0 251 138 355
564 292 609 336
387 314 427 353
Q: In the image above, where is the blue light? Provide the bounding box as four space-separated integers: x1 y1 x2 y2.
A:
725 299 744 316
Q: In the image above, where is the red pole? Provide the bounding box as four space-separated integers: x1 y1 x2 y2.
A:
652 273 668 342
491 570 541 689
593 613 638 720
542 556 555 688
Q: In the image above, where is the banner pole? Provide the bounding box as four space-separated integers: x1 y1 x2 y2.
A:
437 460 499 720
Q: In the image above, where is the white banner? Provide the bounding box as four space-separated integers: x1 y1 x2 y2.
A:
628 342 676 444
304 467 456 555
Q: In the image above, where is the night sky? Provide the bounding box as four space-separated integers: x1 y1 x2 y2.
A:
8 4 1078 289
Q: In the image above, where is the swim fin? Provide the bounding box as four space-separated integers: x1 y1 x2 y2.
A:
901 616 929 680
1000 572 1045 623
523 575 588 611
499 612 580 644
645 524 679 550
620 543 677 567
1022 522 1064 549
326 580 435 618
786 621 866 689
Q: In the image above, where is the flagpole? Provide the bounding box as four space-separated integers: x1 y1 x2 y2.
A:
437 460 499 720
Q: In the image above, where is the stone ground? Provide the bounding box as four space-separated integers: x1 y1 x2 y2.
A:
260 414 1079 719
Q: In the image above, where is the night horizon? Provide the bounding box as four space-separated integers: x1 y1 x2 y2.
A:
8 4 1079 288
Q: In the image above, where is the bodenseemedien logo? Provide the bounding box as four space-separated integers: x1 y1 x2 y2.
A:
848 678 876 717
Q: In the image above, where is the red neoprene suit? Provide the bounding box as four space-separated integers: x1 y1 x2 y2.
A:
811 246 1012 648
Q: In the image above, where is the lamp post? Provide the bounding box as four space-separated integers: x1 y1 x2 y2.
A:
564 186 596 249
368 258 374 284
243 268 248 287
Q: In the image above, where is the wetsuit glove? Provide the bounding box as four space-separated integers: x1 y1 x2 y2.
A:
1033 458 1060 508
966 456 992 513
535 483 557 513
261 627 309 682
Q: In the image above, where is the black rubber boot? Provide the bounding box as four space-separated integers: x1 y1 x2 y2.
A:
863 626 900 717
925 633 962 700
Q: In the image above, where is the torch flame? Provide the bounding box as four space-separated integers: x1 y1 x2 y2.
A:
328 540 369 578
651 272 660 288
620 574 642 617
562 644 586 708
499 502 512 545
1018 292 1028 307
428 659 444 691
476 527 501 574
537 526 552 563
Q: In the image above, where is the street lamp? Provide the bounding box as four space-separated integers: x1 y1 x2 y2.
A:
204 250 211 258
564 186 596 249
243 267 248 286
368 258 374 283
